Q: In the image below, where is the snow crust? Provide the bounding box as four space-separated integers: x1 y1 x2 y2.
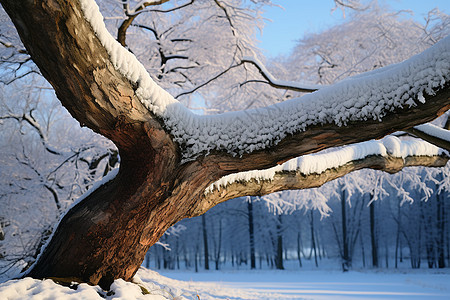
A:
2 267 450 299
205 137 443 194
79 0 450 160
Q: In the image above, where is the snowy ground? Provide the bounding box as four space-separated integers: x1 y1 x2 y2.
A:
1 266 450 299
159 268 450 299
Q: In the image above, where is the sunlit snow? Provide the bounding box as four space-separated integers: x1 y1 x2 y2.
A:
415 123 450 142
79 0 450 160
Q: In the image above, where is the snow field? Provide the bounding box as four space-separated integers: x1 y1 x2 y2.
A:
1 267 450 299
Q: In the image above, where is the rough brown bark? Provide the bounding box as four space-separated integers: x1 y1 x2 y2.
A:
1 0 449 290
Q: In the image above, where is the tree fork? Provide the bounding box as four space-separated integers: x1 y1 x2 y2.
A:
0 0 211 288
26 125 181 288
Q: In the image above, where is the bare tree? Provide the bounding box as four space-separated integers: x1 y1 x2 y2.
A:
0 0 449 289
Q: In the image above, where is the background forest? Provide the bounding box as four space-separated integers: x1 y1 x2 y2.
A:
0 0 449 279
148 166 450 272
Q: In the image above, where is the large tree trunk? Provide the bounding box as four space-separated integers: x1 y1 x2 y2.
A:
25 121 221 287
0 0 218 289
2 0 450 290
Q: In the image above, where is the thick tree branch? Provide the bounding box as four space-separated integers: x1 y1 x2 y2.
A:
1 0 450 288
193 83 450 186
0 0 169 156
198 154 448 215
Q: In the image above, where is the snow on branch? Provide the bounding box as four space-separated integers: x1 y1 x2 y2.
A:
406 123 450 151
201 137 448 208
80 0 450 161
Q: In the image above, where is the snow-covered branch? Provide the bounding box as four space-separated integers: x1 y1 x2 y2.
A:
199 137 448 214
79 0 450 166
332 0 368 16
406 123 450 151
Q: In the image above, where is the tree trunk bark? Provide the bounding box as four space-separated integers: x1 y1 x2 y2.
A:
247 198 256 269
202 214 210 270
27 140 182 288
275 215 284 270
370 197 378 268
341 189 349 272
2 0 450 290
437 188 446 268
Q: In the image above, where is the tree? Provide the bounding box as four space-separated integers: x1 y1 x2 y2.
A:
0 0 449 289
247 197 256 269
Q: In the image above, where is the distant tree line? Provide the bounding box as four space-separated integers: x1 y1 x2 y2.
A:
146 167 450 272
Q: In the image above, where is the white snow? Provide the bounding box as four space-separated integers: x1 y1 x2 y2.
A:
1 267 450 299
205 137 443 194
79 0 450 161
414 123 450 142
0 276 166 299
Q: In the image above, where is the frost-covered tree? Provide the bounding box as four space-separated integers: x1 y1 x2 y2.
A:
0 0 449 289
0 75 118 275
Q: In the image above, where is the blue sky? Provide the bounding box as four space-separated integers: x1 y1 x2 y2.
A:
259 0 449 58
